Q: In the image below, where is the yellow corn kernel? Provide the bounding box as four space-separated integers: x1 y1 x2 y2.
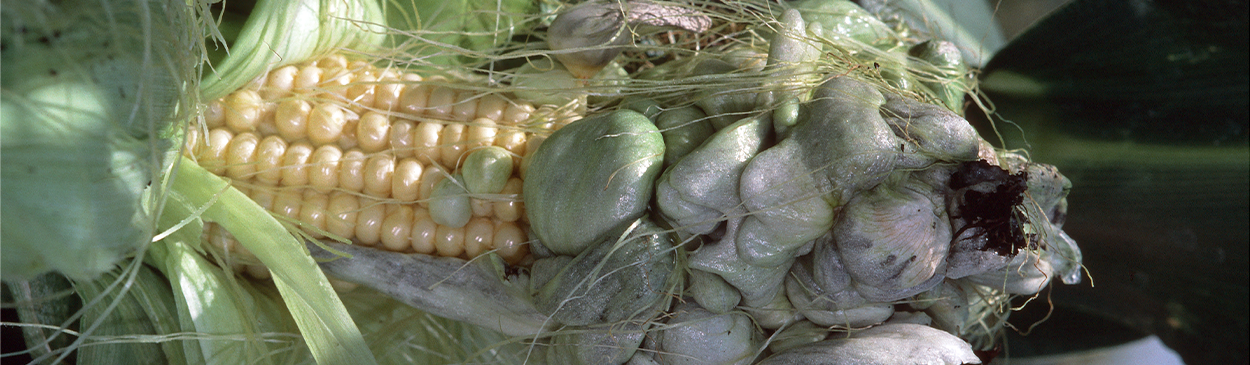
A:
194 56 564 268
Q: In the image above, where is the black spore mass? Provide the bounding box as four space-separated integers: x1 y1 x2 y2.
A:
950 160 1031 256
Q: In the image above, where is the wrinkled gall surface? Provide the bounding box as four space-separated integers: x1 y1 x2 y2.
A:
309 3 1085 365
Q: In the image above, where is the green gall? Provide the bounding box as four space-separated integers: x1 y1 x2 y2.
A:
461 146 514 194
429 174 472 228
524 109 664 256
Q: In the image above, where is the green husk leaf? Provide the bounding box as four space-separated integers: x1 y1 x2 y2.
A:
382 0 538 67
169 157 378 365
1 0 198 282
73 264 186 365
338 287 526 364
200 0 386 100
147 234 278 364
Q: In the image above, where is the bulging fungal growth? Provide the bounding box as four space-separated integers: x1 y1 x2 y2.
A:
655 302 761 365
833 172 952 302
547 0 712 78
757 324 980 365
522 109 665 256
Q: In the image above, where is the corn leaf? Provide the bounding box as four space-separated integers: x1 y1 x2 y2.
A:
169 157 378 365
200 0 386 100
148 236 274 364
382 0 537 67
73 264 186 365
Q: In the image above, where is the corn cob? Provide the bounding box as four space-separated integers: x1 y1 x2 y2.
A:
188 54 581 268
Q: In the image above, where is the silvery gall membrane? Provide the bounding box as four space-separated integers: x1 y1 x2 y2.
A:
310 2 1083 364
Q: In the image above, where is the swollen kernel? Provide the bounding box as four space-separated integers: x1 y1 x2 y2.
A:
280 142 314 187
308 145 343 193
224 132 260 180
380 206 415 252
338 149 366 192
411 208 438 254
363 153 396 197
308 103 347 145
255 136 287 185
462 146 513 194
434 224 466 257
452 91 479 122
262 65 299 100
357 112 391 153
327 192 360 239
413 122 443 165
429 176 472 228
225 90 264 133
393 158 423 202
427 86 455 120
300 191 329 238
276 100 312 141
464 217 494 258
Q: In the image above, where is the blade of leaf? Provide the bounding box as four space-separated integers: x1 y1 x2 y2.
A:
73 264 185 365
200 0 385 100
170 157 378 365
148 237 272 365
